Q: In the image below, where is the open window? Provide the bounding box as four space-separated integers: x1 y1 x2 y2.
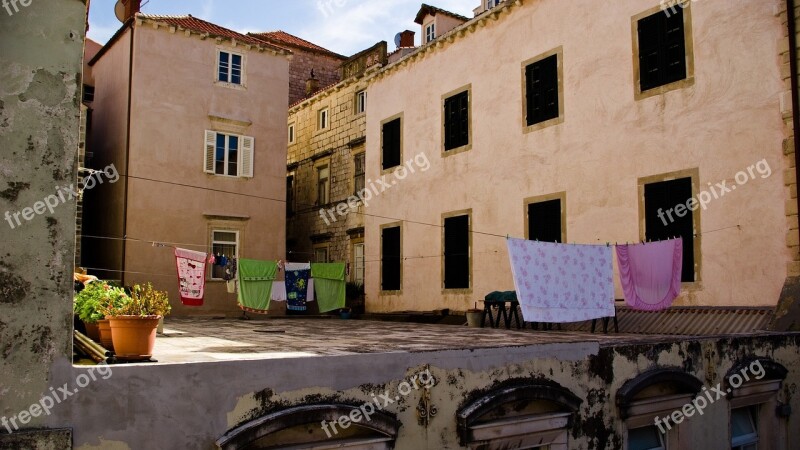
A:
457 382 582 449
725 358 789 450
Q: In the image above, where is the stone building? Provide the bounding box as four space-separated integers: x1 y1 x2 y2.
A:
249 31 346 106
363 0 800 314
286 42 388 293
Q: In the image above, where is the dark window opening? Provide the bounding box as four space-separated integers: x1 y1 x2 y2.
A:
381 226 401 291
638 8 687 92
644 177 695 282
354 153 365 195
525 54 559 126
382 118 401 170
82 84 95 103
444 215 470 289
444 91 469 151
286 175 294 216
528 199 562 243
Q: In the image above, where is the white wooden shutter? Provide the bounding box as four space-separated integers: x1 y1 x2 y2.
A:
240 135 254 178
204 130 216 174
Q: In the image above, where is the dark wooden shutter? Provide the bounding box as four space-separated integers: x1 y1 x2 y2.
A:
444 215 470 289
444 91 469 150
526 54 559 126
528 199 562 243
644 177 694 282
381 226 401 291
382 118 401 170
638 9 686 92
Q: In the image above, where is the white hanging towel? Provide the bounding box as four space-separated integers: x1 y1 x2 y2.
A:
506 238 615 323
272 263 315 302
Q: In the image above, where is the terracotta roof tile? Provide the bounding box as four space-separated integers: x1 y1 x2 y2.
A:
137 14 287 52
249 31 345 59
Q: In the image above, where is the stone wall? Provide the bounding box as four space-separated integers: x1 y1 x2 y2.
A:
288 49 343 106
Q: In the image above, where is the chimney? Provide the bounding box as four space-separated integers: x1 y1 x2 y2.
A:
306 69 320 97
399 30 415 48
122 0 141 21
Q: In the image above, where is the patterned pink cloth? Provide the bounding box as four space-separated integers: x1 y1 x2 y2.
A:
506 238 615 323
175 248 207 307
616 239 683 311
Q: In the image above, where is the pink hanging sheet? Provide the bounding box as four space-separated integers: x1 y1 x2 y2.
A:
616 239 683 311
175 248 207 306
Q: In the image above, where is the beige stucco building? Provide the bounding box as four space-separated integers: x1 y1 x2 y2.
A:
84 12 290 316
364 0 799 313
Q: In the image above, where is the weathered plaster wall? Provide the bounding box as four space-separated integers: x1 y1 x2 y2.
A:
365 0 792 312
0 0 87 445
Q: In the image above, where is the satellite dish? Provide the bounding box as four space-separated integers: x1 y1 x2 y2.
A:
394 32 402 48
115 0 126 23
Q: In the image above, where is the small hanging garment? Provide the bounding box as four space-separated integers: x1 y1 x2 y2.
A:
311 263 346 313
237 259 278 314
506 238 615 323
175 248 208 306
616 239 683 311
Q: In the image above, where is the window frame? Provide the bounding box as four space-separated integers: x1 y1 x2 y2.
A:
204 130 254 178
627 424 666 450
631 5 694 100
215 48 246 88
638 168 701 285
354 152 366 196
425 22 436 43
380 222 403 294
442 209 472 293
730 406 759 450
381 113 403 173
524 192 567 243
521 46 565 133
286 174 295 216
316 164 330 206
355 90 367 115
352 240 365 285
288 123 295 145
318 107 329 130
313 244 330 264
209 229 239 281
441 84 472 156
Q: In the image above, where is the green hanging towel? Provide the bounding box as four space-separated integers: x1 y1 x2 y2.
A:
311 263 346 313
237 259 278 314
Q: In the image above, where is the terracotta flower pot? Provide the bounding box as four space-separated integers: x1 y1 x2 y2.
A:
97 319 114 351
84 322 101 342
108 315 161 361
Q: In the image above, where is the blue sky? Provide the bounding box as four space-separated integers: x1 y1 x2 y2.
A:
88 0 476 56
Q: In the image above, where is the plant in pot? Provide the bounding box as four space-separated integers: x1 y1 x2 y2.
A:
101 282 171 361
345 282 365 315
74 281 129 347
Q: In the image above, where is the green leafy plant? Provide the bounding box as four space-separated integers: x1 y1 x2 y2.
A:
346 282 364 301
74 282 130 324
100 282 171 318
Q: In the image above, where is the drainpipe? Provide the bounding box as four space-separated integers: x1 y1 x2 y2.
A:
120 20 135 285
788 0 800 246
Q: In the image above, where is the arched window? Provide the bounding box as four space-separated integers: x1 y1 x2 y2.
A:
725 358 789 450
616 368 703 450
456 382 582 449
216 403 400 450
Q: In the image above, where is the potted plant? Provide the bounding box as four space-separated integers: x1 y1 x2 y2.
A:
74 281 129 347
101 282 171 361
345 282 365 315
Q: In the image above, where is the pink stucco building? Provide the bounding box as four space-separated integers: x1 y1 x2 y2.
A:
84 12 290 316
